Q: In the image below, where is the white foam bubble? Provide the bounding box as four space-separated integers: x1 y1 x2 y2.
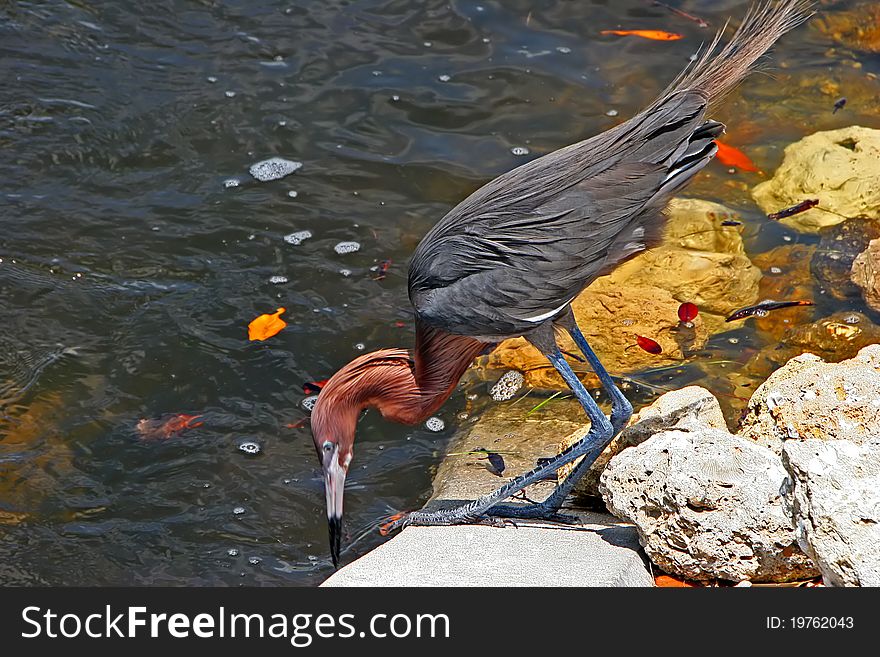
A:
334 241 360 255
425 416 445 432
249 157 303 182
511 146 530 156
269 275 288 284
302 395 319 412
490 370 524 401
224 178 240 188
284 230 312 245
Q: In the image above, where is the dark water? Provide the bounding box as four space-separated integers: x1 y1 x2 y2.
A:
0 0 875 585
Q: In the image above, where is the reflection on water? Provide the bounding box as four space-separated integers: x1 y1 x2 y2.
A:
0 0 877 585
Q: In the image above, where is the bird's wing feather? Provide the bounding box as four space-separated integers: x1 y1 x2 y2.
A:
409 90 718 337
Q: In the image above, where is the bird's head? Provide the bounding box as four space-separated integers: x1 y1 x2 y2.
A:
308 348 415 568
310 381 357 570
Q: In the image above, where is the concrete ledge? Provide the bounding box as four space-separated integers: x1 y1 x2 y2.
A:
321 511 653 587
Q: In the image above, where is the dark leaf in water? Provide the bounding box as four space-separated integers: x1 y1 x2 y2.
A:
678 302 699 323
652 1 708 28
483 452 506 476
833 97 846 114
726 299 814 322
636 335 663 354
302 379 329 394
721 219 742 226
767 199 819 221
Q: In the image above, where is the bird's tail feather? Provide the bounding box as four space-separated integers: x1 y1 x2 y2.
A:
660 0 813 106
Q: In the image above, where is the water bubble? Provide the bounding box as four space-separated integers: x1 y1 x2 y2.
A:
225 90 236 98
511 146 530 156
844 314 861 325
334 241 361 255
556 46 571 54
783 235 792 242
223 178 240 188
207 76 218 83
438 74 451 82
355 343 365 351
425 416 445 432
269 275 288 284
287 190 298 198
605 109 619 117
769 267 782 274
249 157 303 182
391 94 400 102
424 41 433 47
307 555 318 562
339 269 352 277
284 230 312 245
248 557 262 565
302 395 319 412
238 441 262 455
482 37 491 43
490 370 525 401
227 548 239 557
621 318 635 326
232 506 246 515
371 70 382 76
728 337 740 344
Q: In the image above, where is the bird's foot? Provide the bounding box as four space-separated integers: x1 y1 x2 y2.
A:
487 502 580 525
378 508 514 536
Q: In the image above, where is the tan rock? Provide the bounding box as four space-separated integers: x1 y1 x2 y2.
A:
851 237 880 312
815 2 880 54
739 345 880 453
752 126 880 233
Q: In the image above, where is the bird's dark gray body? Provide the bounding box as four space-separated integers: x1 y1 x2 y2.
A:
408 90 722 340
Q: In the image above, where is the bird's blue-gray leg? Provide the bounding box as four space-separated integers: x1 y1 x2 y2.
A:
381 345 614 532
511 323 633 514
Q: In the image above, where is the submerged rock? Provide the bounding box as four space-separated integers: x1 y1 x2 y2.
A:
815 2 880 54
745 312 880 383
752 126 880 232
738 345 880 452
851 237 880 312
751 244 817 340
811 218 880 300
782 437 880 587
600 427 817 583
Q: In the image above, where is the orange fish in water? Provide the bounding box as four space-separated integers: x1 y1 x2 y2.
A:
137 413 204 440
713 140 758 172
600 29 683 41
248 307 287 341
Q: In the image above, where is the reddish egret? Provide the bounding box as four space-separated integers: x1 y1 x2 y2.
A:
311 0 812 567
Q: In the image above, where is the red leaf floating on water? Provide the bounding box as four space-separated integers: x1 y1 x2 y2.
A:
713 140 758 173
600 29 684 41
678 302 699 323
302 379 329 395
636 335 662 354
137 413 204 440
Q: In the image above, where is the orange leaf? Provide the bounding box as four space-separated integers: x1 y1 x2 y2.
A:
714 140 758 172
600 29 683 41
248 307 287 341
655 574 699 587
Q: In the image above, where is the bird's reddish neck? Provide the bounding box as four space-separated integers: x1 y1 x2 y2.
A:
313 321 490 434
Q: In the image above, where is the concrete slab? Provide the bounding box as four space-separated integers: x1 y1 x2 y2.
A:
321 510 653 587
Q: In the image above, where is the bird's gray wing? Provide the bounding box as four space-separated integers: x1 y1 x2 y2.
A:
408 90 720 337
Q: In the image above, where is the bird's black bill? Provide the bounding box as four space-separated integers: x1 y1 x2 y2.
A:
328 515 342 569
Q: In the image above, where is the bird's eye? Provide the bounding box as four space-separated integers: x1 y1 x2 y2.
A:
322 441 334 453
